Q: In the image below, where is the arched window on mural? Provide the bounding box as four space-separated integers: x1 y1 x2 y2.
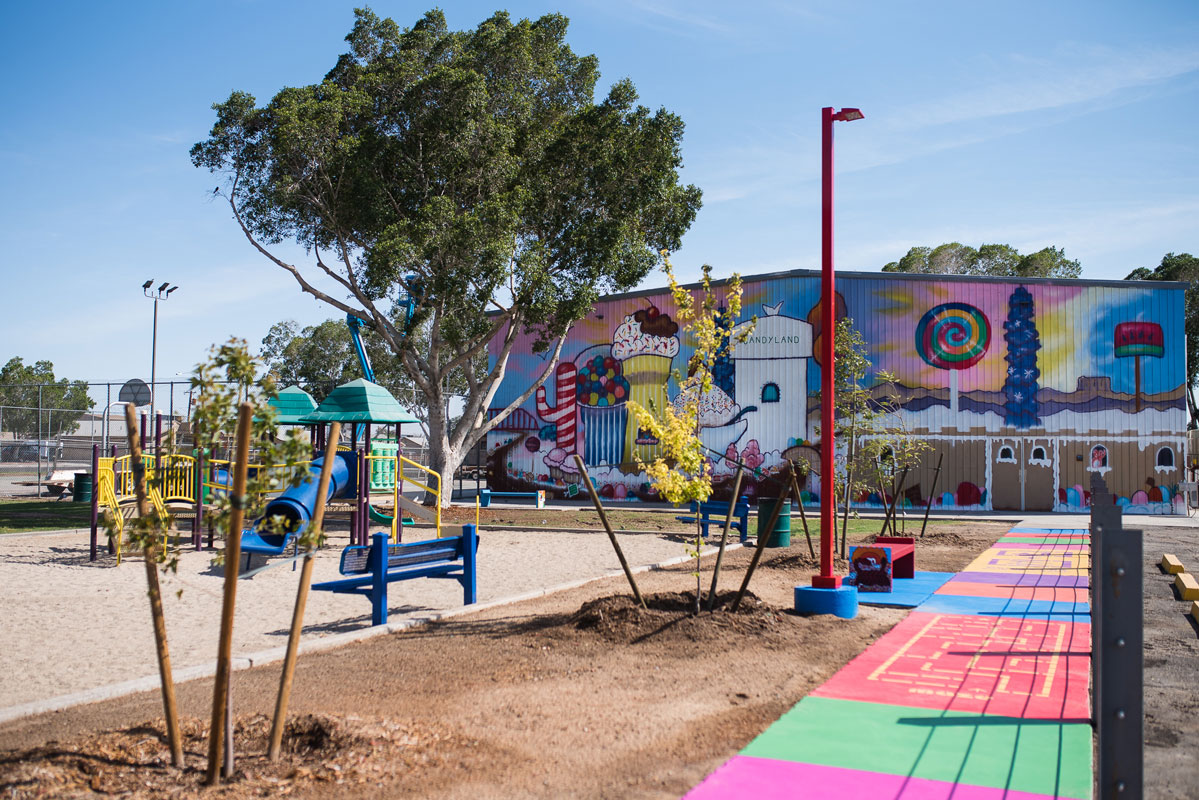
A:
1031 446 1046 460
997 445 1016 463
1156 446 1175 468
1089 444 1109 471
761 382 780 403
1028 444 1052 468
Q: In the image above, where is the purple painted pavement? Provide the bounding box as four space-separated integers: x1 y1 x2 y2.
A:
949 571 1089 587
684 757 1065 800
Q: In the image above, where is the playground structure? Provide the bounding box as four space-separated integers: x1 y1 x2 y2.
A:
90 379 441 564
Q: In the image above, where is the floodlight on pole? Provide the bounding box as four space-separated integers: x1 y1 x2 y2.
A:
142 279 180 429
814 106 864 590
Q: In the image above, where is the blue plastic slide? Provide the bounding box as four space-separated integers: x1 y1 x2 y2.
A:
241 452 358 559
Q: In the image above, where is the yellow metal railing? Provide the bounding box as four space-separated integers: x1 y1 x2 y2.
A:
399 454 442 537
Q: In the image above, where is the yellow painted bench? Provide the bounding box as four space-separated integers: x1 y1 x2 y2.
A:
1191 600 1199 624
1175 572 1199 601
1162 553 1185 574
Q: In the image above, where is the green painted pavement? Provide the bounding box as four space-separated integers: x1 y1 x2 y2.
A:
741 696 1092 799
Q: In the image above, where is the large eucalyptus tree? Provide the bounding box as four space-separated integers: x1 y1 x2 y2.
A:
192 8 701 501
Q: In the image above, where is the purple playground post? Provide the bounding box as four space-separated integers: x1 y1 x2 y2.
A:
108 444 117 553
90 444 99 561
194 446 204 550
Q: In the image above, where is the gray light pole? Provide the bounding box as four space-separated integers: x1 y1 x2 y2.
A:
143 280 179 422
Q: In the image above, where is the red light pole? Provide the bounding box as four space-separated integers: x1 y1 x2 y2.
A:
814 106 863 590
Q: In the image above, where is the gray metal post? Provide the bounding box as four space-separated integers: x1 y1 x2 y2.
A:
1090 473 1143 798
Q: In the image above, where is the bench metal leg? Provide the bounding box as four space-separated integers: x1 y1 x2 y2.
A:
370 533 389 626
462 524 478 605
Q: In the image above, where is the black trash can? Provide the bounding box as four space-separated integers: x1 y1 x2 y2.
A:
73 472 94 503
757 498 791 547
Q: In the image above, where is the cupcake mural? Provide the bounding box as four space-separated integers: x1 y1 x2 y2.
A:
612 305 680 465
576 353 630 466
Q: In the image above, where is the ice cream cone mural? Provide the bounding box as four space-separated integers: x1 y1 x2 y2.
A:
612 305 679 465
576 353 630 466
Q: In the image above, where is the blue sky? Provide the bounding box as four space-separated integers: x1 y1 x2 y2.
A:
1 0 1196 408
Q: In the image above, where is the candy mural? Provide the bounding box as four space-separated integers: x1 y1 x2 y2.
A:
486 269 1188 514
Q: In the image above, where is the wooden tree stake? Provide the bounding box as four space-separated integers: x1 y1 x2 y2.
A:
269 422 342 761
205 404 254 785
573 454 645 608
919 452 944 538
706 467 745 611
123 404 184 768
789 467 816 558
731 462 795 612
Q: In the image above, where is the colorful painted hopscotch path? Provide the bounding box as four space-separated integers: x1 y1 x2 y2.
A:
686 527 1093 799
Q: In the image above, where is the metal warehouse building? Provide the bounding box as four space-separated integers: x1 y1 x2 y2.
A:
486 269 1188 515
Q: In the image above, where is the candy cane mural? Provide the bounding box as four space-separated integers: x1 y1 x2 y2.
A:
535 362 578 453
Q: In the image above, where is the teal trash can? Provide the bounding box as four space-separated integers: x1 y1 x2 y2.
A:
73 472 93 503
757 498 791 547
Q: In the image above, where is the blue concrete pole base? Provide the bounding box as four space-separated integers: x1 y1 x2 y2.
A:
795 585 858 618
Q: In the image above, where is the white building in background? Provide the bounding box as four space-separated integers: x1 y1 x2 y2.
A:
732 301 813 446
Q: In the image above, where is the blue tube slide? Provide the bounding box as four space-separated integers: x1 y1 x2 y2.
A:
242 452 358 552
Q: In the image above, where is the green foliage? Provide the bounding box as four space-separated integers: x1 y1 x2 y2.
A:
191 7 702 489
190 339 316 561
808 319 930 547
630 258 752 610
882 242 1081 279
1126 252 1199 427
0 358 93 437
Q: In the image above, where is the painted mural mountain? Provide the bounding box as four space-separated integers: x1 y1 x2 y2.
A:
486 269 1187 515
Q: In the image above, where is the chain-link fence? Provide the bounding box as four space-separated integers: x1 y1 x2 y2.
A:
0 379 484 498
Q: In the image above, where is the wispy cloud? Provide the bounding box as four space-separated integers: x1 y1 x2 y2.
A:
888 44 1199 130
624 0 733 34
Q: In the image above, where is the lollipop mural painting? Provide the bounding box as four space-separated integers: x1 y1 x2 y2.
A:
1114 321 1164 412
915 302 991 419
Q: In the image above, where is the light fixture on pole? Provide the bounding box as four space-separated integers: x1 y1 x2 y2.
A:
815 106 863 590
143 280 180 423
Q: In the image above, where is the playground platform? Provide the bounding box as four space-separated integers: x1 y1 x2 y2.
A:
686 525 1094 799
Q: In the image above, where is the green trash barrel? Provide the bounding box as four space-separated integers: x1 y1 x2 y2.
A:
73 472 93 503
757 498 791 547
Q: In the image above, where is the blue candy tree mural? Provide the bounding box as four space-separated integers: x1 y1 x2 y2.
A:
1002 286 1042 428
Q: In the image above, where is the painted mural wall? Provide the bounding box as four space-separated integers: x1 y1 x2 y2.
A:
486 270 1188 514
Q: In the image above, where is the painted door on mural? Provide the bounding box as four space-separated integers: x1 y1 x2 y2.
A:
1024 440 1054 511
992 440 1022 510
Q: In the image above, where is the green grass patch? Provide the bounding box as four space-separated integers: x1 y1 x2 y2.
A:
0 499 93 533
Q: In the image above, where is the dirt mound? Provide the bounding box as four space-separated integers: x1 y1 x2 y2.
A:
909 530 973 547
569 591 791 643
0 713 458 799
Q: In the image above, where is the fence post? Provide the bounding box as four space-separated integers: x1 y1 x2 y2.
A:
1090 472 1143 798
37 385 43 497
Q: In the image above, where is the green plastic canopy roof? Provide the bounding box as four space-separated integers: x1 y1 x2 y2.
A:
267 385 318 425
301 378 420 424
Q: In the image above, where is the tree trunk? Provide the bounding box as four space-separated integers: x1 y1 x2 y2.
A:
423 435 462 509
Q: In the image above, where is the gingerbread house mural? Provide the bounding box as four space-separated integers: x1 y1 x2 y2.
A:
486 269 1188 514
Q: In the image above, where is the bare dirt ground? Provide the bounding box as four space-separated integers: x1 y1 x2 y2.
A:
0 521 1007 799
1140 525 1199 799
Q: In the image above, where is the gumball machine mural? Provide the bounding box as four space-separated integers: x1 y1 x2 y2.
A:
575 353 630 466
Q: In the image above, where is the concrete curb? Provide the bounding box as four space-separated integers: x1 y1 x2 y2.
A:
0 542 743 725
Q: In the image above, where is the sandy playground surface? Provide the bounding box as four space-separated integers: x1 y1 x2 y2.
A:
0 520 697 712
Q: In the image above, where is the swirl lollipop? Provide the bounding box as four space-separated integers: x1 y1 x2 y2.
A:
915 303 991 416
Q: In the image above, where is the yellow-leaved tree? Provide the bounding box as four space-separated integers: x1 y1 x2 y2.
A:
629 257 753 614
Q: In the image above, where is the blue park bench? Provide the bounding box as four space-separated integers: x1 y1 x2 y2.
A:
312 526 478 626
478 488 545 508
675 497 750 543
